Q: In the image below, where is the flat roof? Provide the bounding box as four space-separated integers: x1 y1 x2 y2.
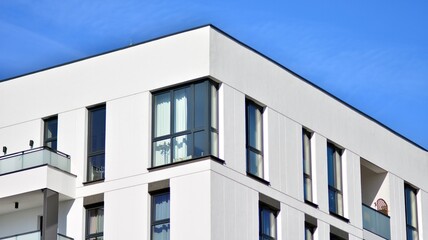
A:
1 24 426 152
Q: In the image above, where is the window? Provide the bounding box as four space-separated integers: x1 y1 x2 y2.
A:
327 143 343 216
44 116 58 150
152 192 170 240
87 105 106 182
330 233 346 240
259 204 277 240
246 99 264 178
405 184 419 240
152 80 218 167
303 129 313 202
305 223 316 240
86 205 104 240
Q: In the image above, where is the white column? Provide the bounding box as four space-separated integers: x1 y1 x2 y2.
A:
342 149 362 228
417 190 428 240
388 174 406 240
315 220 330 240
312 133 328 213
282 204 304 239
283 118 303 201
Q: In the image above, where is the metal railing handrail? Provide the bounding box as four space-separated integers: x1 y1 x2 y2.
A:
0 146 70 161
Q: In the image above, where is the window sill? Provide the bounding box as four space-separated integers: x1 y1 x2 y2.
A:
246 173 270 185
83 178 105 185
148 155 225 171
305 200 319 208
329 211 349 223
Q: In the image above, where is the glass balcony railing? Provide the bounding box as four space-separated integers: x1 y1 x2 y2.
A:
0 231 73 240
362 204 391 239
0 147 71 175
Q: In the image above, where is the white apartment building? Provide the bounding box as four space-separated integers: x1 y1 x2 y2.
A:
0 25 427 240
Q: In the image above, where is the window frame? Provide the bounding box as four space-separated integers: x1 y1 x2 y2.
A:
327 142 344 217
85 203 104 240
43 116 58 150
151 79 219 167
304 222 316 240
259 203 277 240
151 190 171 240
245 99 264 179
404 184 419 240
302 129 313 203
87 104 106 182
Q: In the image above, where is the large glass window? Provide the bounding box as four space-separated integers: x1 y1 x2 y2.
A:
327 143 344 216
152 80 218 167
246 100 264 178
87 105 106 182
405 184 419 240
86 205 104 240
152 192 170 240
303 129 313 202
259 204 277 240
44 116 58 150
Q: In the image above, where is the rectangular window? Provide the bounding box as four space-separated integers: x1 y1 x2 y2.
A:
305 223 316 240
327 143 344 216
151 192 170 240
259 204 277 240
302 129 313 202
246 100 264 178
152 80 218 167
44 116 58 150
405 184 419 240
86 205 104 240
87 105 106 182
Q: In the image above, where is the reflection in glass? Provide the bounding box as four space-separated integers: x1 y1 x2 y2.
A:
153 139 171 167
173 134 192 162
248 150 263 178
88 155 105 181
174 87 190 133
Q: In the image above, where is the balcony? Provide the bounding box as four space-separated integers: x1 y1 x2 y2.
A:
0 147 75 199
362 204 390 239
0 147 70 175
0 231 73 240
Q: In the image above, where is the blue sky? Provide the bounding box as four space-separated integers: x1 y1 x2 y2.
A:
1 1 427 149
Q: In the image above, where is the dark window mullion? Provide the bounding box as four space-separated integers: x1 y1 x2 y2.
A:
169 90 174 165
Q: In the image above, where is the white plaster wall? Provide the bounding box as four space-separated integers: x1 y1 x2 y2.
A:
105 92 150 180
0 206 42 238
219 84 246 174
0 119 42 154
209 27 428 191
170 171 211 240
58 200 73 235
0 27 210 130
104 184 148 239
342 150 362 227
65 197 84 240
312 133 328 212
210 171 258 240
282 204 304 239
418 190 428 240
389 174 406 240
316 220 330 240
283 117 303 200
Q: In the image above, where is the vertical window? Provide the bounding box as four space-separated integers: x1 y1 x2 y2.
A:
246 100 264 178
330 233 346 240
302 129 313 202
152 192 170 240
86 205 104 240
44 116 58 150
259 204 277 240
305 223 316 240
87 105 106 182
327 143 343 216
405 184 419 240
152 80 218 167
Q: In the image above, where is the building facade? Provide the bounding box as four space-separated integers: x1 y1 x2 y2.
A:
0 25 427 240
